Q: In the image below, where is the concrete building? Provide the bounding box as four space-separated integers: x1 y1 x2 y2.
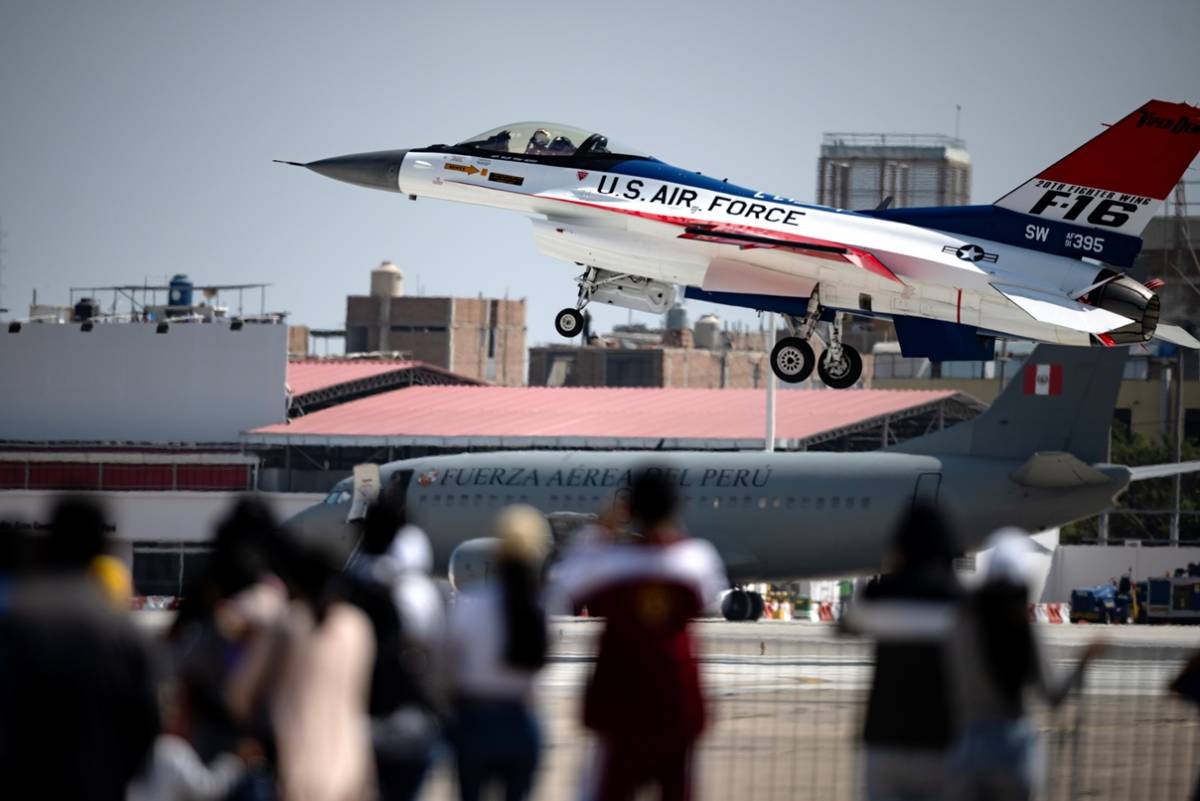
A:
345 261 525 386
817 132 970 210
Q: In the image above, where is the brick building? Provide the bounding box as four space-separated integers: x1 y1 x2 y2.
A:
529 311 777 389
344 262 525 386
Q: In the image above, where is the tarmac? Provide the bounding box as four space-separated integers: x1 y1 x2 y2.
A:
414 618 1200 801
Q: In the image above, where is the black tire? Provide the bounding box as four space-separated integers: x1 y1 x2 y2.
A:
748 591 765 622
770 337 815 383
721 590 751 622
817 344 862 389
554 307 584 338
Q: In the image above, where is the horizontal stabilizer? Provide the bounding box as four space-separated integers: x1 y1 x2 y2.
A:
991 284 1132 334
1128 461 1200 482
1154 323 1200 350
1012 452 1113 489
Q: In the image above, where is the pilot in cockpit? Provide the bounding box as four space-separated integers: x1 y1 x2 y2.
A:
545 136 575 156
524 128 553 155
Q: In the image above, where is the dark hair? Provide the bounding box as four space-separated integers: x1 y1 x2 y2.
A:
361 498 406 556
172 498 278 634
973 581 1036 704
628 468 678 531
501 557 547 671
894 502 959 572
0 521 34 576
279 538 339 625
43 496 109 570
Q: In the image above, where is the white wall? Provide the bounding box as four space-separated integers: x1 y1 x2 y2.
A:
0 323 287 442
0 490 323 564
1039 544 1200 602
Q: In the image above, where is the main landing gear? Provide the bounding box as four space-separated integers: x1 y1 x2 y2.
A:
722 588 765 622
768 289 863 389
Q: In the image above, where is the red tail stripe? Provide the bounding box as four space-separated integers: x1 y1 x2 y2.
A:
1037 100 1200 200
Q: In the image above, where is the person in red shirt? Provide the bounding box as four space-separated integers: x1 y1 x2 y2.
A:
549 468 727 801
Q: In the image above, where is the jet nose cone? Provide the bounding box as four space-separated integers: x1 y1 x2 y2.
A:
281 149 408 193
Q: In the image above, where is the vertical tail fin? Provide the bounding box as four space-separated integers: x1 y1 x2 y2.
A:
994 100 1200 238
895 344 1128 464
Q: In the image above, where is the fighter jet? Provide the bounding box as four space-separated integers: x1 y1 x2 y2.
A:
280 100 1200 389
288 343 1200 620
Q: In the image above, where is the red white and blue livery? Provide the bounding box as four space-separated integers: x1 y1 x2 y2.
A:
280 100 1200 388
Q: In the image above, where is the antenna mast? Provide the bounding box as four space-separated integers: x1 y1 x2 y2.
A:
0 218 7 314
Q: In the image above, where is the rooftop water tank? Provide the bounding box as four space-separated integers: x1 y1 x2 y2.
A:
370 261 405 297
695 313 722 349
73 297 99 322
666 303 689 331
168 274 193 308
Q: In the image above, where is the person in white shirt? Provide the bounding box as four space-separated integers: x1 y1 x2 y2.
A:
446 505 550 801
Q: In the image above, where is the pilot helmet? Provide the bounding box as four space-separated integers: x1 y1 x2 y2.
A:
529 128 551 148
548 135 574 153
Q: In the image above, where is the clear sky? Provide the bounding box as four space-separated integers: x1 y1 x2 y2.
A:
1 0 1197 346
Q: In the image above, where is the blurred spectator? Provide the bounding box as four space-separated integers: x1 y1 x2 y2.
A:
229 537 375 801
168 499 287 770
446 505 550 801
127 681 246 801
1171 651 1200 801
946 530 1105 801
347 499 446 801
549 469 726 801
0 497 159 801
841 503 963 801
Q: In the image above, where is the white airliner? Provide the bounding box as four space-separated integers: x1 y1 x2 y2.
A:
281 100 1200 388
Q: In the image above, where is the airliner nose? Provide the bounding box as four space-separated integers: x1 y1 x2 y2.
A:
276 149 408 193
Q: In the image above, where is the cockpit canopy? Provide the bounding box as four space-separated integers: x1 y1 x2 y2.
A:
456 122 649 159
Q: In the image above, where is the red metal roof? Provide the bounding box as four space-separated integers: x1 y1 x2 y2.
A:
286 360 419 396
247 385 962 449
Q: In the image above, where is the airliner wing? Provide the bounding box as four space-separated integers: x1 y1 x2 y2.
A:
680 223 904 284
991 283 1132 335
1128 460 1200 481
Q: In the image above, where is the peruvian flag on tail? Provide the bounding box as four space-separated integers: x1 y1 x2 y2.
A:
1024 363 1063 396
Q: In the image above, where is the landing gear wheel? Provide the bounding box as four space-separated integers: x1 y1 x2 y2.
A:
721 590 765 622
817 344 862 389
770 337 815 383
748 591 765 621
721 590 749 621
554 307 584 338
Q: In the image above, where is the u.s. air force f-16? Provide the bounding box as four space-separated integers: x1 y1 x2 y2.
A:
281 100 1200 389
289 344 1200 620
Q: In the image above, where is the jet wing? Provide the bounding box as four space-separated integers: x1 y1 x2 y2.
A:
991 283 1132 335
1154 323 1200 350
680 223 904 284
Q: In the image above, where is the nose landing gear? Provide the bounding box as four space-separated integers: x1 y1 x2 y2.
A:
555 266 676 339
554 307 585 338
768 289 863 389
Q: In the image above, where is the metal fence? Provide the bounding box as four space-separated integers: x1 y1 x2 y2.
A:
422 623 1200 801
